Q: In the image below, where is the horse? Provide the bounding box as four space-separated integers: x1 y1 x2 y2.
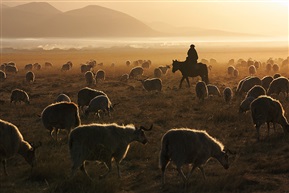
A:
172 60 209 88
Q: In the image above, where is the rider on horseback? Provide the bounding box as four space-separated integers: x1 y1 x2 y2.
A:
185 44 198 71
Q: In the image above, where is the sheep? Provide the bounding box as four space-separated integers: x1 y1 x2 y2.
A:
272 64 279 72
236 76 251 94
69 123 152 179
227 66 235 76
239 85 266 113
273 73 281 79
0 119 41 175
77 87 106 110
266 63 272 72
84 71 95 85
159 65 170 74
248 65 256 75
250 95 289 140
24 64 33 71
207 84 221 97
233 69 239 77
0 70 6 81
254 61 260 69
61 63 71 72
33 63 41 70
142 61 150 68
5 65 18 74
10 89 30 105
44 62 52 68
154 68 162 78
236 76 261 96
120 74 129 82
223 87 233 103
84 95 114 118
96 70 105 82
195 81 208 101
129 66 144 79
25 71 35 83
139 78 162 92
41 102 81 141
126 60 131 67
261 76 273 90
160 128 230 186
80 64 92 73
267 77 289 100
56 94 71 103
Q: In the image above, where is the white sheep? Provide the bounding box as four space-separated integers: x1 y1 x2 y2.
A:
77 87 106 111
250 95 289 140
0 119 41 175
69 123 152 179
160 128 230 186
10 89 30 104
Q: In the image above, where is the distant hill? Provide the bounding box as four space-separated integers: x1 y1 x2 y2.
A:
1 2 161 38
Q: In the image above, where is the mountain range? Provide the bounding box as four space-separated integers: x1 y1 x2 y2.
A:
1 2 255 38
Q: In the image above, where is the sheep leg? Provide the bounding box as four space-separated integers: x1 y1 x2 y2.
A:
267 122 270 136
2 160 8 176
160 157 169 186
186 165 197 180
116 162 121 178
99 161 112 179
256 125 260 141
198 167 206 180
177 166 187 184
80 163 92 181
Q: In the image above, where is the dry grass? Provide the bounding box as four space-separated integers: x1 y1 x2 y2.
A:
1 47 289 193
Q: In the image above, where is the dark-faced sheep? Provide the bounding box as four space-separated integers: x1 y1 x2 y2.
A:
10 89 30 105
139 78 162 92
272 64 279 72
227 66 235 76
5 65 18 74
24 64 33 71
69 123 152 179
77 87 106 111
25 71 35 83
248 65 256 75
41 102 81 141
196 81 208 101
236 76 261 96
120 74 129 82
250 95 289 140
160 128 230 186
0 119 41 175
61 63 71 72
81 64 92 73
84 95 114 118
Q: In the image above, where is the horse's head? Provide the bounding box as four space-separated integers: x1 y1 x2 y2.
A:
172 60 179 73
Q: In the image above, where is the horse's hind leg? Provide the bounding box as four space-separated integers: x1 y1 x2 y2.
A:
179 77 185 89
185 77 190 87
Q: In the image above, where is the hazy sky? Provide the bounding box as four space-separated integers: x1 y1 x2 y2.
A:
2 0 288 36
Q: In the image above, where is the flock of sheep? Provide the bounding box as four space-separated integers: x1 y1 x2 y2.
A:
0 55 289 189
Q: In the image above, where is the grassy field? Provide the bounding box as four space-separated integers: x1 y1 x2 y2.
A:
0 46 289 193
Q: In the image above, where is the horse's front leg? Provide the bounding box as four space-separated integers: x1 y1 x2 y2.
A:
185 77 190 88
179 77 185 89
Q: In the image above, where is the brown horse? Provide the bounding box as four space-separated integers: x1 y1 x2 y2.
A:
172 60 209 88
